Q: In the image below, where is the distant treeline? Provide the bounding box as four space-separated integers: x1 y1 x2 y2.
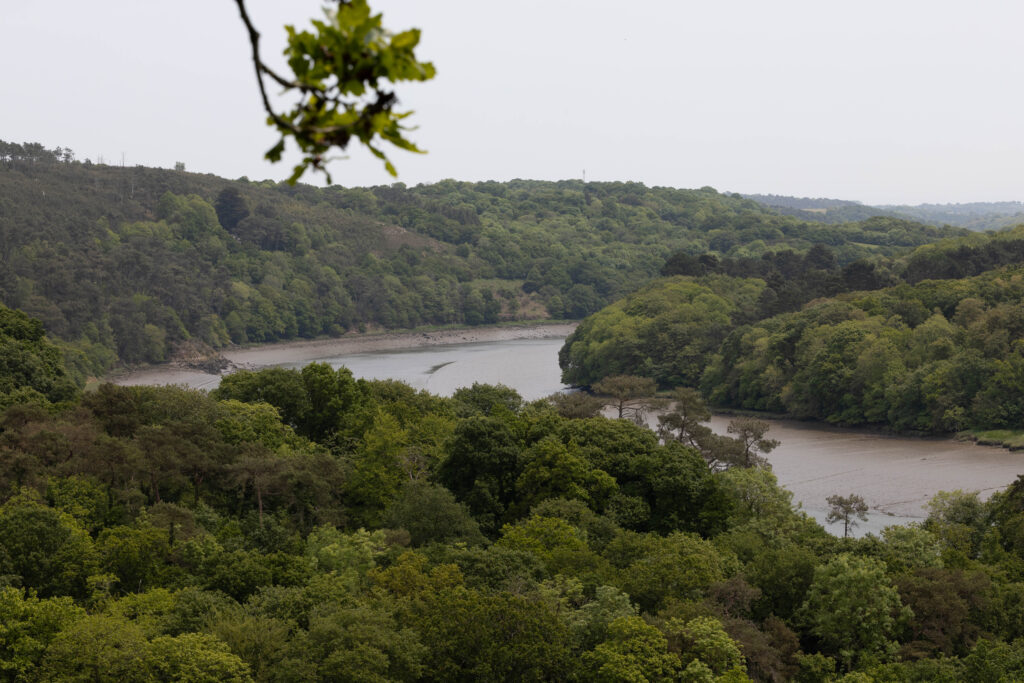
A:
0 140 77 165
746 192 1024 231
0 141 963 373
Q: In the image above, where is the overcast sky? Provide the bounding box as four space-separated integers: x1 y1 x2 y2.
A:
3 1 1023 205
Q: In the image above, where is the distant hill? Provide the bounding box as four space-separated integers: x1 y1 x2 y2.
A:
0 140 964 372
742 194 898 224
745 193 1024 231
877 201 1024 231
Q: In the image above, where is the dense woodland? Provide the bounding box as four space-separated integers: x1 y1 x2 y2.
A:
0 141 962 375
10 139 1024 679
561 226 1024 435
7 301 1024 681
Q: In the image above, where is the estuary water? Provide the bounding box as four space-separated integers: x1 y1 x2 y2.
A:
704 415 1023 535
114 332 1024 536
276 337 568 401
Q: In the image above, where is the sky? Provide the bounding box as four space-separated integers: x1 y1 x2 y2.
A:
3 1 1023 205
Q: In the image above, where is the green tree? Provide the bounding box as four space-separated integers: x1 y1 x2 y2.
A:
214 187 250 232
547 391 605 419
383 481 485 547
667 616 747 679
146 633 253 683
436 416 522 535
725 417 779 469
452 382 524 417
0 587 85 681
566 584 638 650
514 435 617 514
895 567 990 659
305 605 427 682
657 387 713 450
0 305 80 407
213 368 310 434
410 587 573 681
38 615 151 682
96 523 170 594
497 515 609 579
582 615 681 682
924 489 988 560
0 495 97 599
825 493 869 538
617 532 733 612
593 375 660 423
798 553 910 670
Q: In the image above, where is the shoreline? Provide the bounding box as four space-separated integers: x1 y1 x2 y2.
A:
107 321 577 389
224 321 577 368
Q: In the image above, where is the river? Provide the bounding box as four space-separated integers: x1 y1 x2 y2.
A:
275 337 567 400
704 415 1021 535
113 332 1024 537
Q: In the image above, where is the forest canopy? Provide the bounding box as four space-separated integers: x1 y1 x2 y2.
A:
0 143 964 376
2 304 1024 680
561 227 1024 434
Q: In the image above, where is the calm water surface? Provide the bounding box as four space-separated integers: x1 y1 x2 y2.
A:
705 415 1024 535
278 337 568 401
117 334 1024 536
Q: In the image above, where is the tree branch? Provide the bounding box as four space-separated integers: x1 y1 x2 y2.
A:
233 0 300 135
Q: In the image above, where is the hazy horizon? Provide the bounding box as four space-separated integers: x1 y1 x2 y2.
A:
4 1 1022 205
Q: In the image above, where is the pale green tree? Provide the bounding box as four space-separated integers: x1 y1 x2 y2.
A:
798 553 911 670
667 616 748 679
583 615 681 682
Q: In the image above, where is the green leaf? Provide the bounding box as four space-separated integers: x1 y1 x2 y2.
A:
391 29 420 49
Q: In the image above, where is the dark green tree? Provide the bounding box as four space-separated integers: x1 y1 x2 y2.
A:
214 187 250 232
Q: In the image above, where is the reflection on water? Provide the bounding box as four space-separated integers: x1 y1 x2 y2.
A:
279 337 569 401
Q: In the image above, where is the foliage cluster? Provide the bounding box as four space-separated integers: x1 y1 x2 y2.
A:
564 227 1024 434
699 267 1024 431
235 0 436 183
4 305 1024 680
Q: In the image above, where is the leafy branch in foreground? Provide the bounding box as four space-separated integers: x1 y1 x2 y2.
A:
234 0 436 183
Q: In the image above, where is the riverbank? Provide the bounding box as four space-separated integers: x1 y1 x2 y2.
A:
963 429 1024 451
106 321 577 390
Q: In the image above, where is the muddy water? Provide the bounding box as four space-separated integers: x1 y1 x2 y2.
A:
113 334 1024 535
276 337 568 401
706 415 1024 535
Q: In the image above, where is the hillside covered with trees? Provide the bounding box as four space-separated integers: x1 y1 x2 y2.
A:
561 226 1024 435
5 303 1024 680
1 141 963 375
744 193 1024 232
